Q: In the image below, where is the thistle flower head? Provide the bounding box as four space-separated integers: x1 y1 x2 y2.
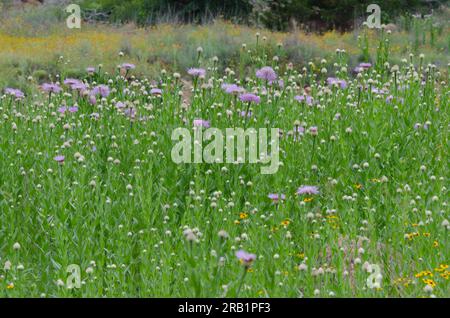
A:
239 93 260 104
296 185 319 195
187 68 206 77
256 66 277 82
235 250 256 266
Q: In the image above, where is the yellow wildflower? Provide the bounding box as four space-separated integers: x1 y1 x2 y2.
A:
239 212 248 219
296 252 305 259
422 279 436 288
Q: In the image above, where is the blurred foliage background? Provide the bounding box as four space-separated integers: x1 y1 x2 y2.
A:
76 0 446 31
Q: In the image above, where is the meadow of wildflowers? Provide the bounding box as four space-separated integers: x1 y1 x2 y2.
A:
0 11 449 298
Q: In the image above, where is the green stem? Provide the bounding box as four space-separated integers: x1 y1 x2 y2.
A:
236 267 248 297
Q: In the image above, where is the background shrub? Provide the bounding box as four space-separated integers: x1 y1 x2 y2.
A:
81 0 443 31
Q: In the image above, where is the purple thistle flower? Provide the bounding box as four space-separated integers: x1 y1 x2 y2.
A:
339 80 347 89
58 106 67 113
89 95 97 105
150 88 162 95
64 79 86 92
359 62 372 69
124 108 136 118
294 95 313 106
239 110 252 118
268 193 286 202
239 93 260 104
296 185 319 195
294 126 305 134
193 119 210 128
121 63 136 70
86 67 95 74
326 77 337 85
63 78 80 86
309 126 318 136
68 106 78 113
5 88 25 99
371 87 388 95
272 79 284 88
221 83 232 90
41 83 62 94
4 88 15 95
116 101 125 109
91 85 110 98
187 68 206 77
72 82 87 92
293 125 305 141
327 77 347 89
256 66 277 82
53 155 65 163
222 83 245 95
235 250 256 266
